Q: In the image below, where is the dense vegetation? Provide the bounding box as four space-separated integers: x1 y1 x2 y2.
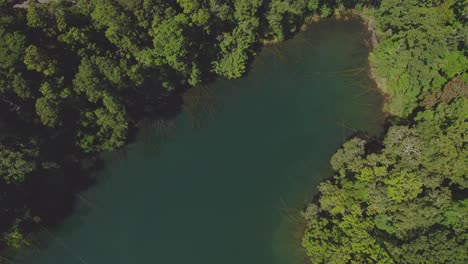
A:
0 0 375 250
303 97 467 263
302 0 468 263
370 0 467 116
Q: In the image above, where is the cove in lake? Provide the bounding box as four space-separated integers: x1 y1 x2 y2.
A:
15 19 383 264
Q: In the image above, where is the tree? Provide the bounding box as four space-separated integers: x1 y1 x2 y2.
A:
265 0 308 41
384 171 422 203
2 225 30 249
0 141 38 184
212 16 258 78
320 4 332 18
152 14 190 72
0 29 26 69
91 0 141 53
303 98 468 263
77 93 128 153
212 32 250 79
307 0 319 12
0 0 15 27
370 0 463 116
73 57 104 103
26 0 59 36
24 45 59 76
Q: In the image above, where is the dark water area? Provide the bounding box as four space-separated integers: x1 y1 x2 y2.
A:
15 19 383 264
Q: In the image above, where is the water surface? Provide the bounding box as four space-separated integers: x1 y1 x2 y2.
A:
16 19 383 264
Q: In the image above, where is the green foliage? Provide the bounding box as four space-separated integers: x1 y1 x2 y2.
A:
414 98 468 188
210 0 264 78
399 230 468 264
35 97 60 127
370 0 466 116
24 45 59 76
2 225 29 249
443 51 468 79
213 23 256 79
0 0 15 27
35 78 68 128
177 0 199 13
191 8 210 26
319 5 332 18
265 0 308 41
303 99 468 263
303 5 467 251
188 63 202 86
0 142 38 184
0 29 26 69
0 0 466 256
78 93 128 153
91 0 140 53
212 34 249 79
94 56 125 85
307 0 319 12
152 14 190 72
0 209 39 249
330 137 366 175
384 170 422 203
12 73 32 99
27 0 55 33
73 57 104 103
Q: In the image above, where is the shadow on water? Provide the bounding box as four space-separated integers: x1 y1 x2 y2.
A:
136 118 178 157
182 85 218 129
30 82 222 244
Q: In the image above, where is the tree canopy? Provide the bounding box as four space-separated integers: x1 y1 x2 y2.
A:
303 98 468 263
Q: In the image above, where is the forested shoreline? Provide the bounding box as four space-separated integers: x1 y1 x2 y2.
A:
0 0 374 250
302 0 468 263
0 0 466 263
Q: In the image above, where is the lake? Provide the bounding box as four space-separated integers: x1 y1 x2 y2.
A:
15 19 383 264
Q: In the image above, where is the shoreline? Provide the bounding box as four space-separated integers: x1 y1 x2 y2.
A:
1 3 389 258
260 16 388 264
296 11 391 117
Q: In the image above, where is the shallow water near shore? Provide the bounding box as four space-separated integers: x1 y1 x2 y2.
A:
15 19 383 264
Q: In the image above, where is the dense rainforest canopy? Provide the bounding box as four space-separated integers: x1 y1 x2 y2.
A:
0 0 466 263
303 97 468 263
